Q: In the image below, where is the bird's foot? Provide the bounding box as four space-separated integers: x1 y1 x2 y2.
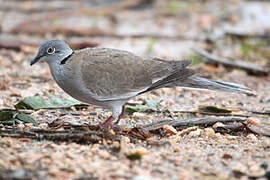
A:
98 116 120 131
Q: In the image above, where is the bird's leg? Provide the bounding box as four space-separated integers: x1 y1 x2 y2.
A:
114 101 145 125
114 105 125 125
99 116 114 127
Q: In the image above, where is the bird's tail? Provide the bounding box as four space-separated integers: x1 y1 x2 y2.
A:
179 76 255 95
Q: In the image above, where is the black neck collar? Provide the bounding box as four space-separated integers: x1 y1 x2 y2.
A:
60 51 74 65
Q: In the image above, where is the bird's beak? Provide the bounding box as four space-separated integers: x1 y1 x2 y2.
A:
30 55 42 66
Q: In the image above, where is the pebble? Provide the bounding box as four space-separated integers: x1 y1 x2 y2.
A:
163 125 177 135
98 150 111 159
178 170 194 180
173 146 181 152
232 162 247 174
133 112 146 118
24 123 34 127
202 128 216 137
132 175 158 180
131 147 148 155
213 122 225 128
38 123 48 129
247 134 257 141
261 137 270 148
226 135 237 140
17 123 25 128
174 157 183 166
248 163 265 177
247 117 261 126
188 129 202 137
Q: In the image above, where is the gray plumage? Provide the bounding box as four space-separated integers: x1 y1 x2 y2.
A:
31 39 254 125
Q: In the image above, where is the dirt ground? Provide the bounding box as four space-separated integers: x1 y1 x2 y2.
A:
0 0 270 180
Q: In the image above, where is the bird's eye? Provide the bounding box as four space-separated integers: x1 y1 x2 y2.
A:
47 47 55 54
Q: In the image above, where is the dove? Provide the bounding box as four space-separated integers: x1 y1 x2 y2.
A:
31 39 253 127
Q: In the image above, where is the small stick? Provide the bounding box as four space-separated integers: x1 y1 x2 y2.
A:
142 116 247 131
225 31 270 40
193 47 269 75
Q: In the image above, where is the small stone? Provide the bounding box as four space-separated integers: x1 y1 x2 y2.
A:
248 163 265 177
132 175 157 180
226 135 237 140
174 157 183 166
163 125 177 135
247 134 257 141
120 136 131 154
178 170 193 180
188 129 202 137
17 123 25 128
261 137 270 148
98 150 110 159
247 117 261 126
38 123 48 129
222 153 233 159
131 147 148 155
202 128 216 137
215 133 222 139
112 141 120 149
213 122 225 129
132 112 146 118
173 146 181 152
25 123 34 127
232 162 247 174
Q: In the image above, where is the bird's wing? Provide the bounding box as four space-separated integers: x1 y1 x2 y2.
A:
77 48 193 101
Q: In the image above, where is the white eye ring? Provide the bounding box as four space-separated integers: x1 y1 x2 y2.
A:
47 47 55 54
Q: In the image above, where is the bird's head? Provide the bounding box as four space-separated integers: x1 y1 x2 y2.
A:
31 39 73 66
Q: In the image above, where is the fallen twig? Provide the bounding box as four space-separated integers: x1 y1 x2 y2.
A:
214 122 244 132
193 47 269 75
246 124 270 137
250 111 270 116
226 31 270 40
141 116 247 131
0 128 117 143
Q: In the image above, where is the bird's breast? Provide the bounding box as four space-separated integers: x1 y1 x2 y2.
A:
48 63 106 106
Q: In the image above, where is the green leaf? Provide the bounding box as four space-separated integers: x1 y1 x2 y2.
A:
15 96 87 110
126 153 142 161
188 53 204 66
0 111 14 121
0 120 15 126
199 106 232 113
125 100 161 113
16 113 38 126
0 110 38 126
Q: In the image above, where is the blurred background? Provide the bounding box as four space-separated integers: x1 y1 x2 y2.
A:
0 0 269 59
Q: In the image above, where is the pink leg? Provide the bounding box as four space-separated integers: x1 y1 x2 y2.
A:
114 102 144 125
99 116 114 127
99 102 143 128
114 106 125 125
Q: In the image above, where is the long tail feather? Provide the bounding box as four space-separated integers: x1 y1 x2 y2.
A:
181 76 255 95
